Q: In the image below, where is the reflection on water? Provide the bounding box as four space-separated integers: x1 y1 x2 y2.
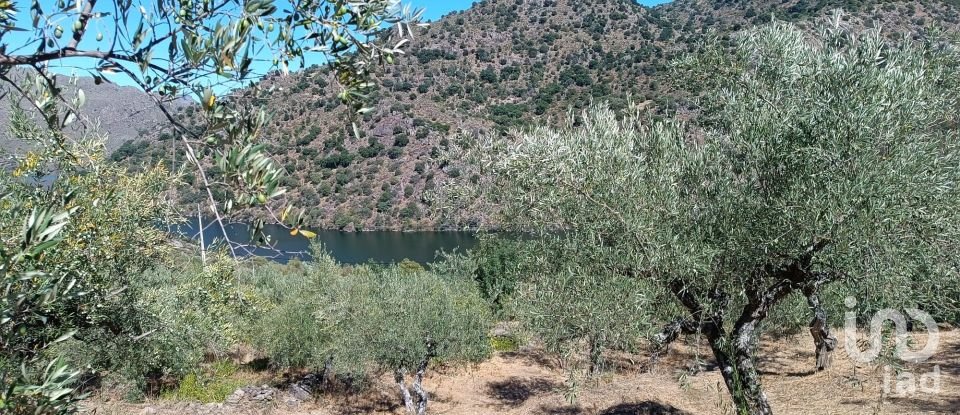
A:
167 218 479 264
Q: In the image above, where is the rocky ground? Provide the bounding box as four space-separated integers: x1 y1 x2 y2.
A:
82 329 960 415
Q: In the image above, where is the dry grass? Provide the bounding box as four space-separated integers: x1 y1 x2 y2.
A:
83 329 960 415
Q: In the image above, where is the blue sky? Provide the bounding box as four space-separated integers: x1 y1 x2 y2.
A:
414 0 673 21
4 0 672 95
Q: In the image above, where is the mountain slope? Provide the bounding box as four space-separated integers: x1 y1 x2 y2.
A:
115 0 960 231
0 72 186 156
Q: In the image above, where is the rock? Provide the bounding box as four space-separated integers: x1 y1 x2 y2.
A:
225 388 246 405
251 386 275 402
491 321 519 337
139 407 157 415
288 383 312 401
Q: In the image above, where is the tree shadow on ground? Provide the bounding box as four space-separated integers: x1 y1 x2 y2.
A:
758 368 818 377
502 349 565 370
329 393 401 415
597 401 694 415
537 404 584 414
320 382 402 415
486 376 561 407
884 396 960 413
880 339 960 413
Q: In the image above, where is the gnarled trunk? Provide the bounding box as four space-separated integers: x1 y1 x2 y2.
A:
662 241 835 415
395 369 415 414
803 287 837 371
588 336 602 375
396 342 435 415
707 321 774 415
411 356 429 415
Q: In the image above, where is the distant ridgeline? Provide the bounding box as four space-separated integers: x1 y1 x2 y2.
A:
110 0 960 231
0 70 187 154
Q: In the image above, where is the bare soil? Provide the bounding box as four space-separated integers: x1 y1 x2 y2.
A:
83 329 960 415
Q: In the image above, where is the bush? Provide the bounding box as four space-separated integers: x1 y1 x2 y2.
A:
2 110 173 408
247 252 341 370
320 151 355 168
324 267 491 414
240 248 491 414
70 255 265 393
511 244 656 374
296 135 314 146
399 203 420 220
387 146 403 159
479 67 498 83
469 237 527 311
358 145 379 158
160 361 245 403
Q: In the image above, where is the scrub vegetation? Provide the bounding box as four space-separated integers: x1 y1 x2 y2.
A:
1 1 959 414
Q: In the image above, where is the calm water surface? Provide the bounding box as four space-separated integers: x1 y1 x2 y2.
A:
168 218 479 264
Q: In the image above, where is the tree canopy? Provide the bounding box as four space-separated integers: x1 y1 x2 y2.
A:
0 1 424 412
449 14 960 414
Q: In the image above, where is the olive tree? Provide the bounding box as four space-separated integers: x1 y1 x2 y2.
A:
0 103 171 411
322 267 491 415
448 17 960 415
509 236 659 375
1 0 423 411
0 0 423 253
0 203 82 415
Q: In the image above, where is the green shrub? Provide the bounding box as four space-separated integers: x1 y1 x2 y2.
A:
2 109 172 408
387 146 403 159
248 252 340 370
324 267 492 414
160 361 244 403
359 143 383 158
68 256 264 392
320 151 355 168
490 336 520 353
470 237 526 311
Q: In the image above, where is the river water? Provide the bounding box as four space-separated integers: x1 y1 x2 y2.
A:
167 218 479 264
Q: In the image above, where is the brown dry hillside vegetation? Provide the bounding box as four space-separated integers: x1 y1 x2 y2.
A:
0 71 187 154
112 0 960 231
83 329 960 415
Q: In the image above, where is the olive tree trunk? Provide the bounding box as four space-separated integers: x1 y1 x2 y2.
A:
667 279 773 413
394 369 415 414
803 286 837 371
411 356 430 415
395 343 435 415
707 320 774 415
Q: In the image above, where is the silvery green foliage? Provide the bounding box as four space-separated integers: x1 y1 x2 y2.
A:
0 0 422 104
450 15 960 413
321 266 490 413
0 91 168 413
469 18 960 318
672 16 960 304
247 250 343 370
324 267 491 375
0 196 83 414
510 236 660 373
0 0 425 256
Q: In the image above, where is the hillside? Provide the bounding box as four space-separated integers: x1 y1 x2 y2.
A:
0 72 187 156
114 0 960 231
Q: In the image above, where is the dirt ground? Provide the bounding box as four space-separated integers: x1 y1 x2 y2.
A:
83 329 960 415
